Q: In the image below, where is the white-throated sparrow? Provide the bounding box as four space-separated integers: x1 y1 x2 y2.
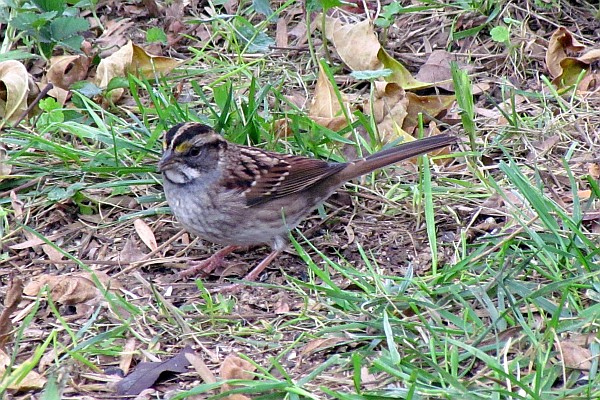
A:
159 122 456 288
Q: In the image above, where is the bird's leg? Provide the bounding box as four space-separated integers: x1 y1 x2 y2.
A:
215 249 281 293
176 245 238 280
243 249 281 281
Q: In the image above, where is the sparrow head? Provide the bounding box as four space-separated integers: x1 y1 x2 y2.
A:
159 122 226 184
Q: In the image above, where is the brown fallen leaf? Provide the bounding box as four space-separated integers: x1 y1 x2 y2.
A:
322 17 381 71
0 146 11 181
276 16 288 48
415 50 459 91
0 349 47 391
119 338 138 376
44 55 90 90
589 163 600 180
96 18 135 53
134 219 158 252
556 340 593 370
546 27 584 79
545 27 600 91
403 92 455 134
43 55 91 105
220 354 256 395
116 346 194 395
23 271 122 305
0 60 31 125
370 81 409 143
300 337 346 358
185 351 216 384
308 63 352 131
119 236 147 263
95 41 183 102
0 276 23 347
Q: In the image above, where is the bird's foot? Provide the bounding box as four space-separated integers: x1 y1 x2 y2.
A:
176 245 238 280
208 250 281 294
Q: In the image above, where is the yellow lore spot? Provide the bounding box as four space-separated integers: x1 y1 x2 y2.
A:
175 142 191 153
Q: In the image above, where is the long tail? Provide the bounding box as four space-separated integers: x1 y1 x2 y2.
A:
337 134 457 181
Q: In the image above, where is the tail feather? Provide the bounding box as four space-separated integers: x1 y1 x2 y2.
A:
338 134 457 182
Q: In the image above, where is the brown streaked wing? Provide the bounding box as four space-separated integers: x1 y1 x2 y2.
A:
241 152 347 207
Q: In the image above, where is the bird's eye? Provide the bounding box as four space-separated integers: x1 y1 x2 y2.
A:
188 146 202 157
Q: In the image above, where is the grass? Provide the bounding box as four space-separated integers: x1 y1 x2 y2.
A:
1 0 600 399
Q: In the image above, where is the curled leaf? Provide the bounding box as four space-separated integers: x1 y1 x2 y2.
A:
95 41 183 102
0 60 31 124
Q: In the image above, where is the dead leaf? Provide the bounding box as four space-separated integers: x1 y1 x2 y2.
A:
0 146 11 181
273 118 293 138
42 55 90 104
0 276 23 347
274 298 290 314
553 57 588 88
546 27 584 78
370 81 409 143
23 271 121 305
185 351 216 384
0 349 47 391
220 354 256 394
276 16 288 48
10 191 23 219
119 338 137 376
378 48 431 90
322 17 381 71
300 337 346 358
556 340 593 370
116 346 194 395
308 63 352 130
403 92 455 134
0 60 31 125
95 41 183 102
415 50 458 91
130 43 182 77
134 219 158 252
96 18 135 53
5 362 47 391
45 55 90 90
119 236 147 263
589 163 600 179
41 244 65 264
9 236 48 250
545 27 600 91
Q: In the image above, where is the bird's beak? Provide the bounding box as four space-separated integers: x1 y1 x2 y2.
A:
158 149 175 172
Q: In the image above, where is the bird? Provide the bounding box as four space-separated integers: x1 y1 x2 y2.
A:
158 122 456 290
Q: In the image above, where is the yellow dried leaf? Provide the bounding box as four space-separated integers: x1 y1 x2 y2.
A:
130 42 182 78
378 48 431 90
